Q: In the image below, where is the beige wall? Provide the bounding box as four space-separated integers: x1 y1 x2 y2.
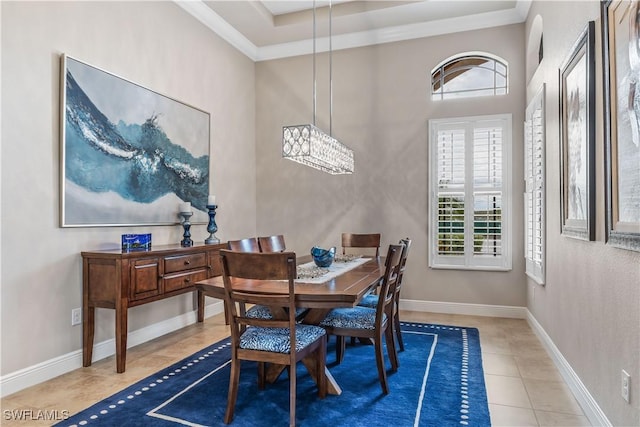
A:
0 1 257 375
255 23 527 307
525 2 640 426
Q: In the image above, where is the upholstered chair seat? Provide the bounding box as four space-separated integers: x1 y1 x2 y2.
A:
357 294 378 309
245 305 308 320
320 306 386 330
240 325 326 353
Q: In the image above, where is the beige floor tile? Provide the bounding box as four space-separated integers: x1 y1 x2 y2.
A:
483 353 520 377
489 403 539 426
535 410 592 426
524 378 584 415
480 333 513 355
485 374 532 408
515 355 564 382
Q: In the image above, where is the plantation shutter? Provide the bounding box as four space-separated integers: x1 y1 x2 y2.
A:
524 87 545 284
473 125 503 258
429 115 512 270
436 127 465 256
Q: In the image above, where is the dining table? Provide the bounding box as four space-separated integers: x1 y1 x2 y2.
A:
195 254 386 396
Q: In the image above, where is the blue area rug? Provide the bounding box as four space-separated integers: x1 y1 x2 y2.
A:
58 323 489 427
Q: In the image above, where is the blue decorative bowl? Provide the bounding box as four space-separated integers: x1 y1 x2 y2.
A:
311 246 336 268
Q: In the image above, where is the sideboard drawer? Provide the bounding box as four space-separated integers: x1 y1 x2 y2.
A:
164 253 207 274
164 269 208 293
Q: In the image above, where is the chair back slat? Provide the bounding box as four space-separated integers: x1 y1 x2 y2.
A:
341 233 381 257
258 235 286 253
375 244 403 320
396 238 412 291
227 238 261 253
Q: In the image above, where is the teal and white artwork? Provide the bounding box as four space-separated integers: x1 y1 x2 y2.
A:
61 55 210 227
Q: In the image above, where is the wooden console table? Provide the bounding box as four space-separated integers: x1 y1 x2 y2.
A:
82 242 226 373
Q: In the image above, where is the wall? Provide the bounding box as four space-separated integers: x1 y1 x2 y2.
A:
0 1 257 376
525 2 640 426
255 23 527 308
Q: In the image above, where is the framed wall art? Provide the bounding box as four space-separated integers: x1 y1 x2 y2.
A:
559 21 596 241
601 0 640 252
60 54 210 227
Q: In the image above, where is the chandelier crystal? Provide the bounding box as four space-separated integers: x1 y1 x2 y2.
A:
282 0 354 175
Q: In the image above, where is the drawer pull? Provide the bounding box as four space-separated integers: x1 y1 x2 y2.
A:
184 260 191 265
184 278 191 283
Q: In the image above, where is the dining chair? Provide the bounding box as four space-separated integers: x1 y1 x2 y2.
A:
320 243 403 395
359 238 412 353
227 237 261 253
258 235 286 253
341 232 381 257
226 238 263 321
220 250 327 426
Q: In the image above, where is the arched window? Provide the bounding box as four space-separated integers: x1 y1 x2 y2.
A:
431 53 508 100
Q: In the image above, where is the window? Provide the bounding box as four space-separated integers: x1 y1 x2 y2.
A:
431 53 508 100
429 115 512 270
524 86 545 284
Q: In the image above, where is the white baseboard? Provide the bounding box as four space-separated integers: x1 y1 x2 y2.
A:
526 312 611 427
0 301 225 398
399 298 528 319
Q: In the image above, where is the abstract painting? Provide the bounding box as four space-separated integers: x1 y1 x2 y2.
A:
559 22 595 241
602 0 640 251
60 55 210 227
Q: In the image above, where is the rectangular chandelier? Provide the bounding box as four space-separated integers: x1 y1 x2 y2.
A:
282 124 354 175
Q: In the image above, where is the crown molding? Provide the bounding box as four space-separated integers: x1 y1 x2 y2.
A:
257 7 528 61
174 0 259 59
176 0 532 62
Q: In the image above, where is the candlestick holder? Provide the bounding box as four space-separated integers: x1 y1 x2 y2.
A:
205 204 220 244
179 211 193 247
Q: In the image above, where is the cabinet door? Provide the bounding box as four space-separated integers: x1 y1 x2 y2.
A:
207 249 223 277
130 258 161 301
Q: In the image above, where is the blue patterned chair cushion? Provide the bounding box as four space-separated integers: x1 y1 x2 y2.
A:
357 294 378 308
320 306 386 330
245 305 307 319
239 325 326 353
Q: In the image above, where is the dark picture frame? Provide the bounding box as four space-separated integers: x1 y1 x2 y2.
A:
60 55 210 227
559 21 596 241
601 1 640 252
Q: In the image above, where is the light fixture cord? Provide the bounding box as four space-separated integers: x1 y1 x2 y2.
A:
329 0 333 136
313 0 317 126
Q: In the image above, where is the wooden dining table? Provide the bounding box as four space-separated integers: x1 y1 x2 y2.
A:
195 255 386 395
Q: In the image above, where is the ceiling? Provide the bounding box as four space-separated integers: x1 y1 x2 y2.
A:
176 0 532 61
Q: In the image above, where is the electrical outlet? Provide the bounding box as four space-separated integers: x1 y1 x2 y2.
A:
71 308 82 326
621 370 631 403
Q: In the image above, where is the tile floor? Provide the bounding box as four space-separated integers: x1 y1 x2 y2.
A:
0 310 591 426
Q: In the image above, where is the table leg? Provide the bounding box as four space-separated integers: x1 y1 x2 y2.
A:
265 361 341 396
302 359 342 396
115 302 128 373
82 306 95 367
197 290 205 323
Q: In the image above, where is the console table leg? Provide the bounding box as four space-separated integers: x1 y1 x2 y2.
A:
115 304 128 373
197 290 205 322
83 306 95 367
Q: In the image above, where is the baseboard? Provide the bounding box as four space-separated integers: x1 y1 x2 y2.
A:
526 311 611 427
0 301 225 398
399 298 528 319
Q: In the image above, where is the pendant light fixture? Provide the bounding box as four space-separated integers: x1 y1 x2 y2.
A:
282 0 354 175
